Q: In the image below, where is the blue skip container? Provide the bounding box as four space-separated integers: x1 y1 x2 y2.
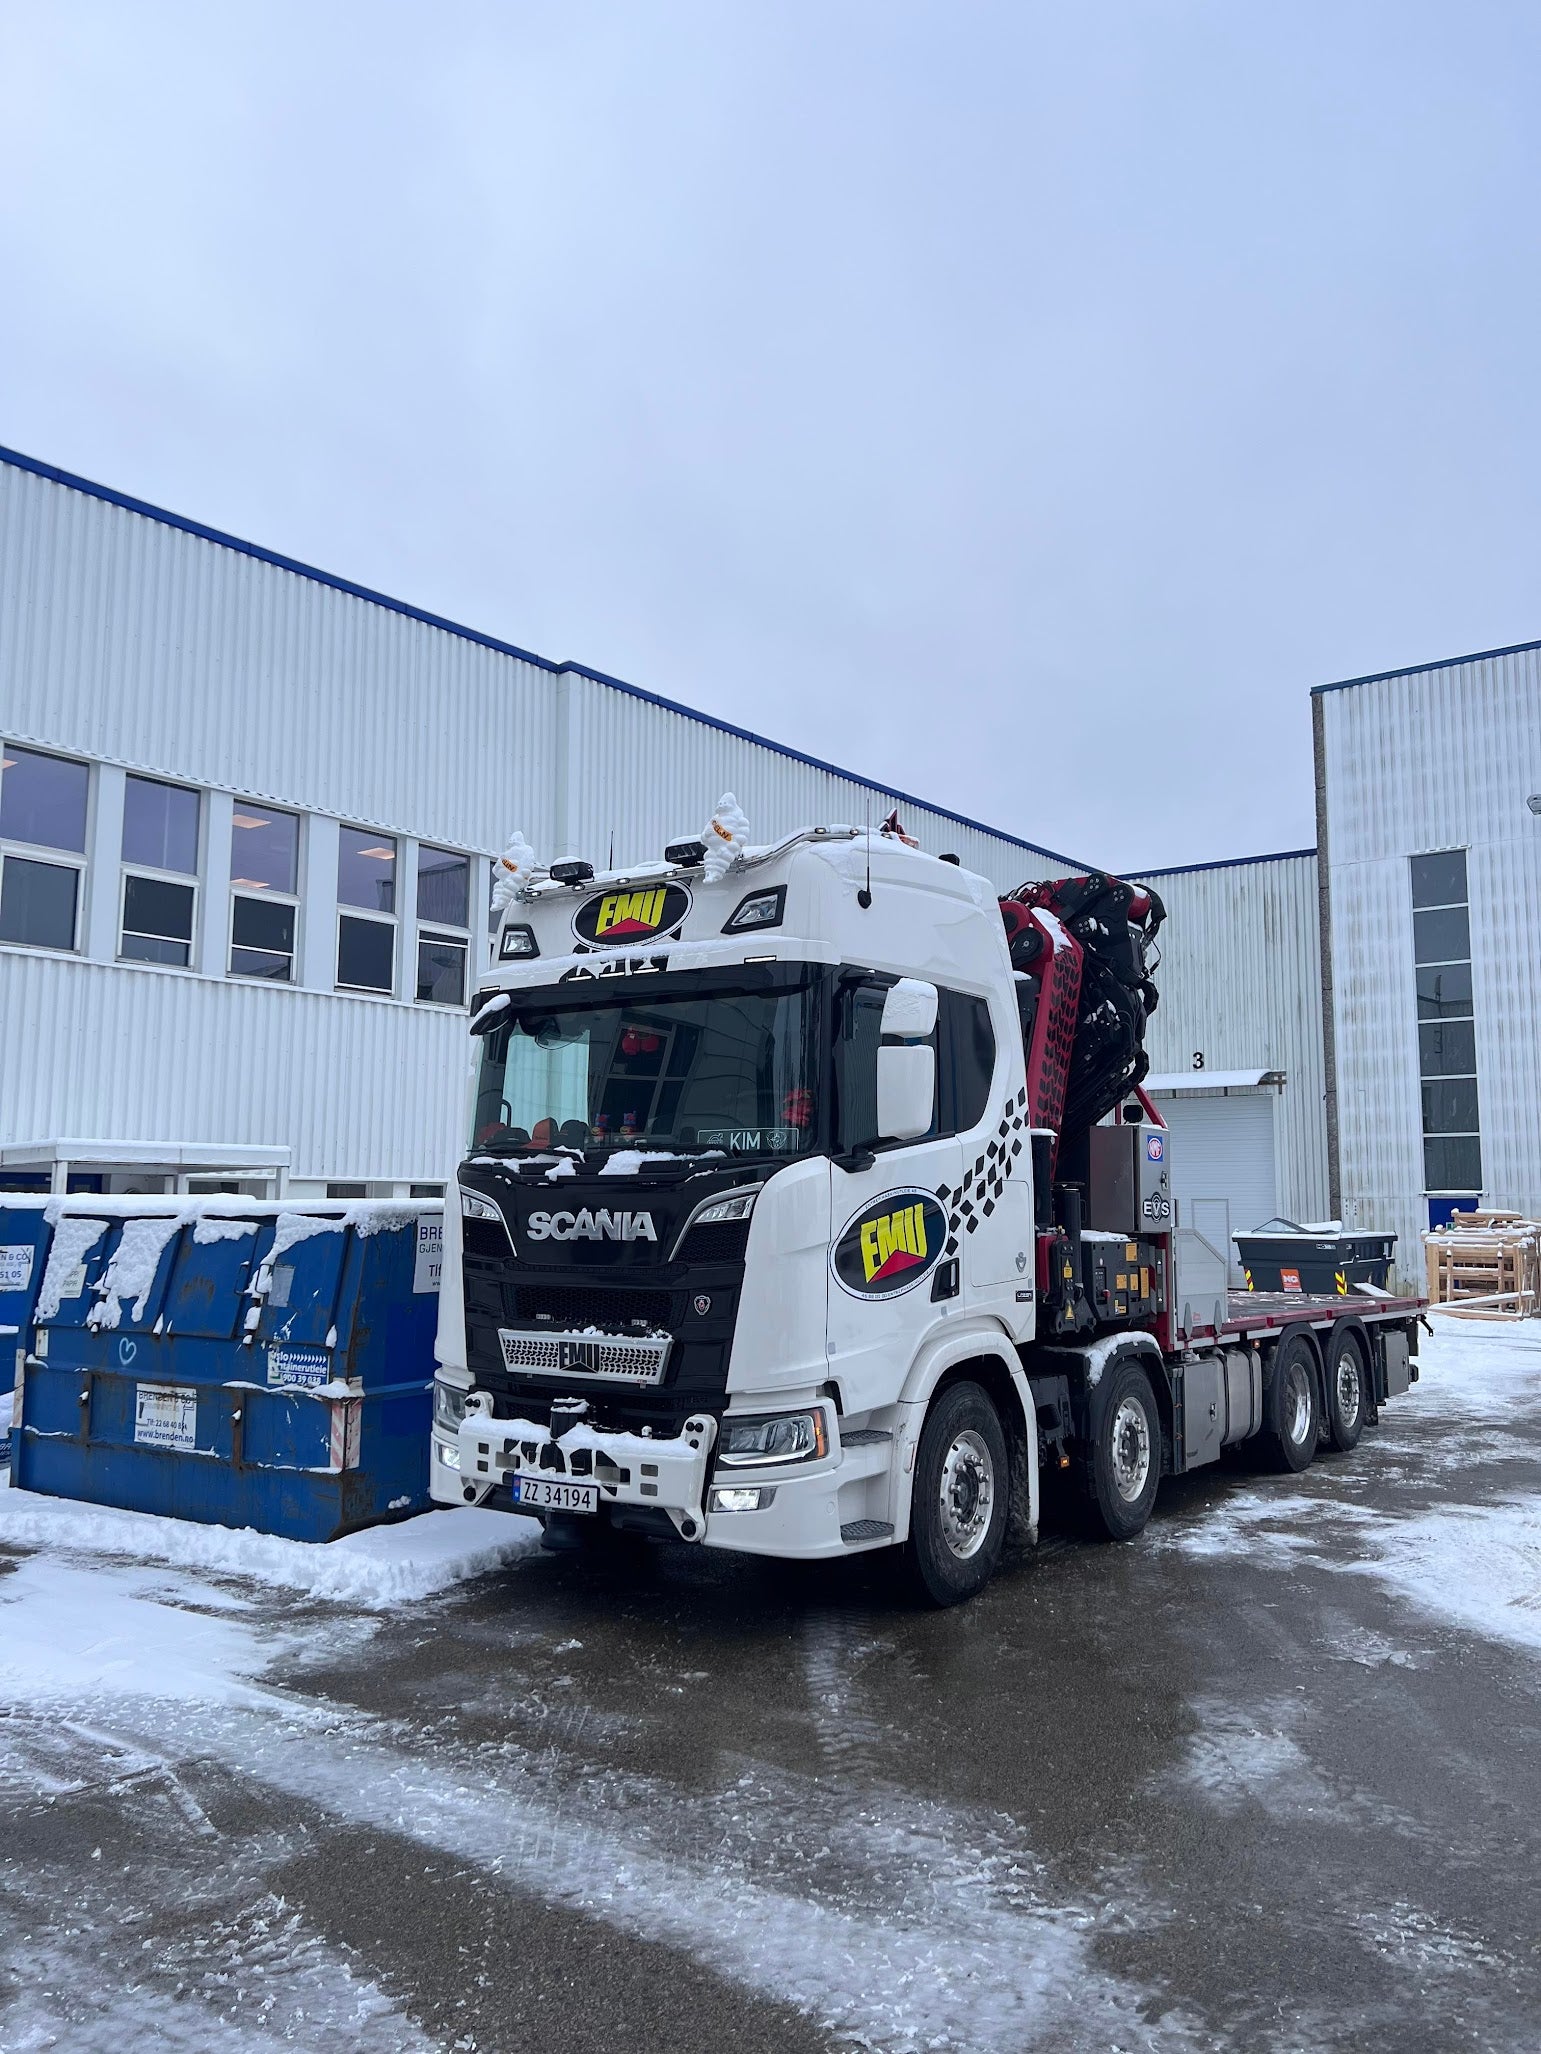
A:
11 1199 442 1542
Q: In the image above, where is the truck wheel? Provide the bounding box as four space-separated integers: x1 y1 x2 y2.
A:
1324 1328 1369 1453
904 1382 1009 1606
1086 1359 1162 1541
1264 1333 1320 1472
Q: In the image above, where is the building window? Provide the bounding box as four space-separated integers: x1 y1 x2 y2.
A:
1411 850 1481 1193
416 844 471 1006
326 1181 367 1199
0 743 89 951
410 1183 445 1198
230 803 300 981
337 826 397 993
120 775 200 966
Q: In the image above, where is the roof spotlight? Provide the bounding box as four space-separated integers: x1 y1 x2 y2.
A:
549 860 594 886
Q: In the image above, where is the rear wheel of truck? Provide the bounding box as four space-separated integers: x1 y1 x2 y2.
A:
1323 1327 1369 1453
1264 1332 1320 1472
1086 1359 1162 1541
904 1381 1009 1606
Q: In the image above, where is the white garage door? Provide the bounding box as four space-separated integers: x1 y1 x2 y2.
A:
1154 1091 1279 1281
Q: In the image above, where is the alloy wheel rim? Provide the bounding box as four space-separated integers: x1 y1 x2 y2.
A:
1110 1395 1152 1503
1336 1354 1361 1428
939 1429 994 1559
1287 1368 1313 1445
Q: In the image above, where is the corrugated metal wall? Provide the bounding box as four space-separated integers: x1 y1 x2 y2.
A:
1319 646 1541 1273
1136 854 1330 1224
0 451 1074 1181
1 950 470 1183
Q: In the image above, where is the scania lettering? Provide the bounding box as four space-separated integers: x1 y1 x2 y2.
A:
524 1210 659 1244
434 819 1425 1604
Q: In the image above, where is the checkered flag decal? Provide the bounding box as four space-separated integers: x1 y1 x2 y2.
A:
935 1086 1029 1257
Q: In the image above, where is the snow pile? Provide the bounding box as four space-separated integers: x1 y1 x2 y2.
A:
35 1215 107 1321
90 1212 185 1329
701 792 749 880
191 1216 256 1246
1354 1496 1541 1656
0 1484 541 1606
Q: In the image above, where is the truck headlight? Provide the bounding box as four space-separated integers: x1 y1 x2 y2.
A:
717 1408 828 1467
434 1378 470 1431
690 1189 759 1229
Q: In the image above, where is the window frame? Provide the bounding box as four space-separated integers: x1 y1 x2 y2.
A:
229 800 302 984
336 824 399 995
415 843 474 1008
118 862 199 968
118 773 202 969
0 743 90 955
1409 848 1482 1195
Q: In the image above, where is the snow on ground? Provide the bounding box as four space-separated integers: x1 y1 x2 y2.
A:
0 1482 541 1606
0 1498 1198 2048
1160 1322 1541 1657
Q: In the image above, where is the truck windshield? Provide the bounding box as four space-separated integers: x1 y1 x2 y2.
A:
469 970 820 1162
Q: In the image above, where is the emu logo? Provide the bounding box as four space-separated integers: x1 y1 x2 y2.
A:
525 1209 658 1244
573 882 691 949
832 1189 947 1300
860 1202 929 1284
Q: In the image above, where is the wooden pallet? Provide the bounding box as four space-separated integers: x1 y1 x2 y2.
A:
1424 1219 1541 1320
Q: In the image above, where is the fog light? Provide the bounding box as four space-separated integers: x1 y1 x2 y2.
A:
437 1441 463 1470
709 1485 776 1513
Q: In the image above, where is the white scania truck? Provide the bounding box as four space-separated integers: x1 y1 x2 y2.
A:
431 820 1423 1603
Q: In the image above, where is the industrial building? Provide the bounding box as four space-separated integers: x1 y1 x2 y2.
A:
2 444 1535 1283
0 446 1073 1199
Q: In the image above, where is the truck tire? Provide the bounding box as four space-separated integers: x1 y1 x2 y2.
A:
1086 1358 1162 1541
904 1381 1009 1606
1264 1332 1320 1472
1324 1327 1369 1453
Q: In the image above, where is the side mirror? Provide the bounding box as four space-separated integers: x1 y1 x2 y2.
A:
877 1045 935 1140
876 978 937 1141
881 978 938 1038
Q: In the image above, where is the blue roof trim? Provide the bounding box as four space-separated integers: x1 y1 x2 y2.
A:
1312 635 1541 696
0 442 1079 867
1134 847 1316 880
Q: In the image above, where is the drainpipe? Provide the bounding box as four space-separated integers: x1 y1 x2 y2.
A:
1312 692 1342 1221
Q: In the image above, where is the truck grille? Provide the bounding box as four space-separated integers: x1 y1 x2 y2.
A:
677 1219 751 1264
514 1284 671 1330
497 1330 671 1383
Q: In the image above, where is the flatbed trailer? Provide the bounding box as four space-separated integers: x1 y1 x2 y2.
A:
1219 1290 1427 1340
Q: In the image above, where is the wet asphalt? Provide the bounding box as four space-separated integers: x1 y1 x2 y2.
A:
3 1359 1540 2054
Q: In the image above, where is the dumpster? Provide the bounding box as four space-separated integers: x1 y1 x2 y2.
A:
0 1197 54 1467
12 1199 442 1540
1234 1218 1397 1295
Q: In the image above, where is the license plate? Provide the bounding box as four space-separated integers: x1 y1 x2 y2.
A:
512 1476 598 1514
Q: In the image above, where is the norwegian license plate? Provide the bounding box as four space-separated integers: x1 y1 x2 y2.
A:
512 1476 598 1514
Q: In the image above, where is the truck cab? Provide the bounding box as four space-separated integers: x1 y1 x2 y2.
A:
432 825 1041 1600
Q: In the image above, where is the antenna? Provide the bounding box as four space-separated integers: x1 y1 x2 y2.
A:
607 827 615 869
859 793 872 909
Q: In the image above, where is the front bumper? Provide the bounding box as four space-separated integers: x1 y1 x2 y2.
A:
438 1402 904 1559
453 1407 718 1540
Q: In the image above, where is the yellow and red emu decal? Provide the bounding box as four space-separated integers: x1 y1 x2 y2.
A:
833 1189 948 1298
574 882 692 948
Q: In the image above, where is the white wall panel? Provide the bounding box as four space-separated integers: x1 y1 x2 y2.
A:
1320 647 1541 1274
1136 854 1329 1224
0 948 469 1184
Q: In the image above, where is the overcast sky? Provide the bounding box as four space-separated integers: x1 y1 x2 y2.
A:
3 3 1538 870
